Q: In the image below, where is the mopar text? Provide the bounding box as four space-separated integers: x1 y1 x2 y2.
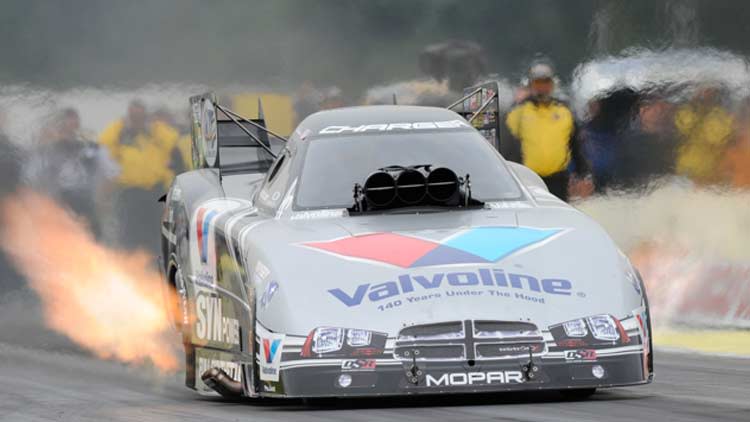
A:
426 371 525 387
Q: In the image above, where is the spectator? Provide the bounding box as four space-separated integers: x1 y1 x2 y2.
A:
99 100 179 251
505 61 592 201
720 99 750 188
153 107 192 175
577 91 637 191
614 93 678 189
674 86 734 184
25 108 118 236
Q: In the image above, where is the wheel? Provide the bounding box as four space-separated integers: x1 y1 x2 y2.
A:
559 388 597 400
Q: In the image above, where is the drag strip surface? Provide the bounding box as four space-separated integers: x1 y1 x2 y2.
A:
0 343 747 422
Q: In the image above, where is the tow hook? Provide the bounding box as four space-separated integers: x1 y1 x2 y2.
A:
522 346 540 381
404 349 422 385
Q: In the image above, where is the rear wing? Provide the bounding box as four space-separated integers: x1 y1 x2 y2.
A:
189 93 287 177
447 81 502 150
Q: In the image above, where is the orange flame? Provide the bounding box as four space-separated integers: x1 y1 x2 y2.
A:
1 190 180 371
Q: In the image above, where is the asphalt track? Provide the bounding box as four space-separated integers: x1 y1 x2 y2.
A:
1 343 748 422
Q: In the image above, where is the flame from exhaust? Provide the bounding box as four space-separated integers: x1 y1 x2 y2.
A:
1 190 180 371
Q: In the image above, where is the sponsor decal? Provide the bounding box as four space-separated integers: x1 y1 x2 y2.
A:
253 260 271 282
201 100 218 167
196 208 219 264
263 338 281 363
318 119 470 135
626 270 642 297
327 267 574 308
341 359 377 371
196 357 241 382
263 383 277 393
260 281 279 309
557 339 587 348
484 201 533 210
290 209 346 220
489 343 544 356
170 185 182 202
190 199 249 285
304 227 562 269
258 326 285 382
425 371 524 387
564 349 598 361
195 294 240 345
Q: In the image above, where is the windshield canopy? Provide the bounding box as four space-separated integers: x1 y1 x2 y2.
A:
295 129 522 209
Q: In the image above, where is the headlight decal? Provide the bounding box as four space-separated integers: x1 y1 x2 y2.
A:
586 315 620 342
301 327 387 357
563 319 588 337
550 314 631 347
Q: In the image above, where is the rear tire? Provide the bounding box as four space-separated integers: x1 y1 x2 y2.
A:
559 388 597 400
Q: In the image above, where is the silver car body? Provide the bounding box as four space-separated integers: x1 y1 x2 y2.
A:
160 96 653 398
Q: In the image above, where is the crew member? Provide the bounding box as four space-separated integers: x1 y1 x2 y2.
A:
674 86 734 184
99 100 179 251
505 62 592 201
26 108 118 236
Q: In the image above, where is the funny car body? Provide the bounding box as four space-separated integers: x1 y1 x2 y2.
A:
159 92 653 400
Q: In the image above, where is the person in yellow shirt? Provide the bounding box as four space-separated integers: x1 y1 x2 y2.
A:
99 100 179 252
152 107 192 174
674 87 734 185
505 62 592 201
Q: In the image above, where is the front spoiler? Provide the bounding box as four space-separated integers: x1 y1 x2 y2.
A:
259 352 651 398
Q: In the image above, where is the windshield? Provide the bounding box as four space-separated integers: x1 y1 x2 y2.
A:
295 129 522 209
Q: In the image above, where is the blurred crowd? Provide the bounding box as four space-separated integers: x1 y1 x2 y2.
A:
575 83 750 193
1 46 750 263
500 60 750 200
0 101 192 258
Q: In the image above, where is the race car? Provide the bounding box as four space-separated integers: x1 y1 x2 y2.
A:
159 92 653 399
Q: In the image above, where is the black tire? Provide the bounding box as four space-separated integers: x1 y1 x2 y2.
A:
559 388 597 400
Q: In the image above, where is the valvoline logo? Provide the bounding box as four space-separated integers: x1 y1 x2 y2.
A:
196 208 218 264
304 226 562 268
263 338 282 364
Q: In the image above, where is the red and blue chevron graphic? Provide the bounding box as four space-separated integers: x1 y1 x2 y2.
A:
196 208 219 264
304 226 561 268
